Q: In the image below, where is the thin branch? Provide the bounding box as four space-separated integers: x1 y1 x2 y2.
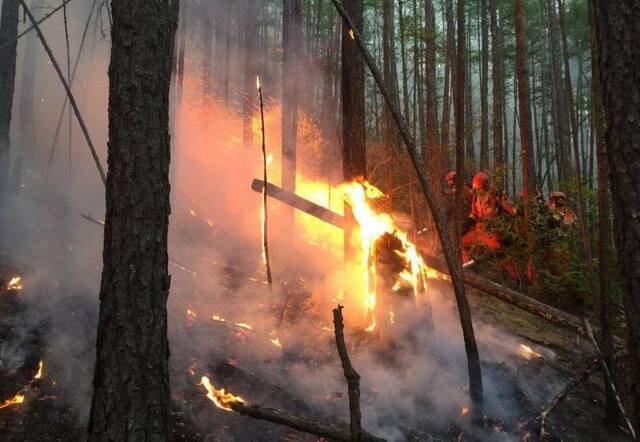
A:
19 0 106 185
333 305 362 441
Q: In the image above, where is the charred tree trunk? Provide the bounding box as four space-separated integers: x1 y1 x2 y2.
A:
589 0 617 428
593 0 640 428
382 0 401 151
341 0 366 259
19 0 41 164
414 0 426 150
282 0 303 196
0 0 19 207
87 1 178 439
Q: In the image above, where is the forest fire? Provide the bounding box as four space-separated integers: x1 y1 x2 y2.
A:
519 344 544 360
0 394 25 410
6 276 23 291
340 181 447 330
200 376 246 412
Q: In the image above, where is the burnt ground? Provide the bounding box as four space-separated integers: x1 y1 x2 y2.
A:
0 208 635 441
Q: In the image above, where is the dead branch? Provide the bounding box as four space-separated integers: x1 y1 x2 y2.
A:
229 401 385 442
585 320 637 440
19 0 106 185
537 358 600 439
257 80 273 286
333 305 362 441
0 0 75 52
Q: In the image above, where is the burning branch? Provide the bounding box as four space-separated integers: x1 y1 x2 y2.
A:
19 0 106 185
200 376 385 441
257 76 273 287
333 305 362 441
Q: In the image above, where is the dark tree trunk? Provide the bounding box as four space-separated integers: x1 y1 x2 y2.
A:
201 1 214 103
514 0 534 201
19 0 41 164
424 0 439 177
414 0 426 150
441 0 455 168
87 1 178 439
242 0 259 145
454 0 466 192
342 0 366 181
594 0 640 427
479 0 489 170
282 0 303 194
0 0 19 205
589 0 618 428
382 0 401 150
398 0 410 132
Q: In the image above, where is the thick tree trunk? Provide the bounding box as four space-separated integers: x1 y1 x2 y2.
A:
514 0 534 201
87 1 178 439
201 1 214 103
593 0 640 427
454 0 466 222
479 0 489 170
382 0 401 150
589 0 617 428
413 0 426 150
0 0 19 206
282 0 303 195
19 0 41 164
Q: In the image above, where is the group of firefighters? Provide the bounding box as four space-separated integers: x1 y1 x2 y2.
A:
443 170 576 279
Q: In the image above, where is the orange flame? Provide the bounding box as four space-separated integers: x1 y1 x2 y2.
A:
6 276 22 291
0 394 25 410
200 376 245 411
519 344 543 360
270 337 282 348
34 360 44 380
340 181 446 329
460 406 470 418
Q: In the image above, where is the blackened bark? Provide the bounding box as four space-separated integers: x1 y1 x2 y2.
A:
87 1 178 439
342 0 366 180
589 0 617 427
594 0 640 428
0 0 19 204
282 0 303 194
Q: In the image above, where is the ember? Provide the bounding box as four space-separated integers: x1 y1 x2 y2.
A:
200 376 245 411
34 360 44 380
519 344 543 360
0 394 25 410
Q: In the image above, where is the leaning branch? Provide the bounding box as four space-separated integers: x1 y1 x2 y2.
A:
585 320 636 439
19 0 106 185
333 305 362 441
328 0 484 410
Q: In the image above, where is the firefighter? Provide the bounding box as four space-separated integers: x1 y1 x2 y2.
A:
548 191 576 225
461 172 518 278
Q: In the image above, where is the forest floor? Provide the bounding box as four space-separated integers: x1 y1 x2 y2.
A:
0 210 635 441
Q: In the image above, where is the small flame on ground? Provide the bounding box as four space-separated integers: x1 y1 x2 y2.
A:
187 307 198 320
460 406 470 418
34 361 44 380
200 376 245 411
519 344 543 360
270 337 282 348
189 209 197 217
212 315 253 331
0 394 25 410
6 276 23 291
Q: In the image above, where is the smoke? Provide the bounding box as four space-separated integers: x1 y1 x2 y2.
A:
0 1 566 440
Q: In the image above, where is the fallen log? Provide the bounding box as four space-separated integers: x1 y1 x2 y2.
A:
251 179 346 229
229 402 385 442
250 180 586 335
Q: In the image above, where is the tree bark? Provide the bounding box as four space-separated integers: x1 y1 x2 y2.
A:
0 0 19 206
282 0 303 196
479 0 489 170
242 0 259 145
87 1 178 439
593 0 640 428
382 0 401 151
454 0 466 226
589 0 617 428
441 0 455 168
424 0 439 178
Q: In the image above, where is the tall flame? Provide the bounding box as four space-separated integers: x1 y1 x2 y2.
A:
200 376 245 411
34 360 44 380
340 181 447 329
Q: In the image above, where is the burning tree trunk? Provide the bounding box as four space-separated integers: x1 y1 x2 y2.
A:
87 1 179 439
593 0 640 428
341 0 366 259
282 0 303 199
0 0 19 209
330 0 484 413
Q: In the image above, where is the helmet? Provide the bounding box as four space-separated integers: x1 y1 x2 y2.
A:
550 191 566 200
472 172 489 191
445 171 457 183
